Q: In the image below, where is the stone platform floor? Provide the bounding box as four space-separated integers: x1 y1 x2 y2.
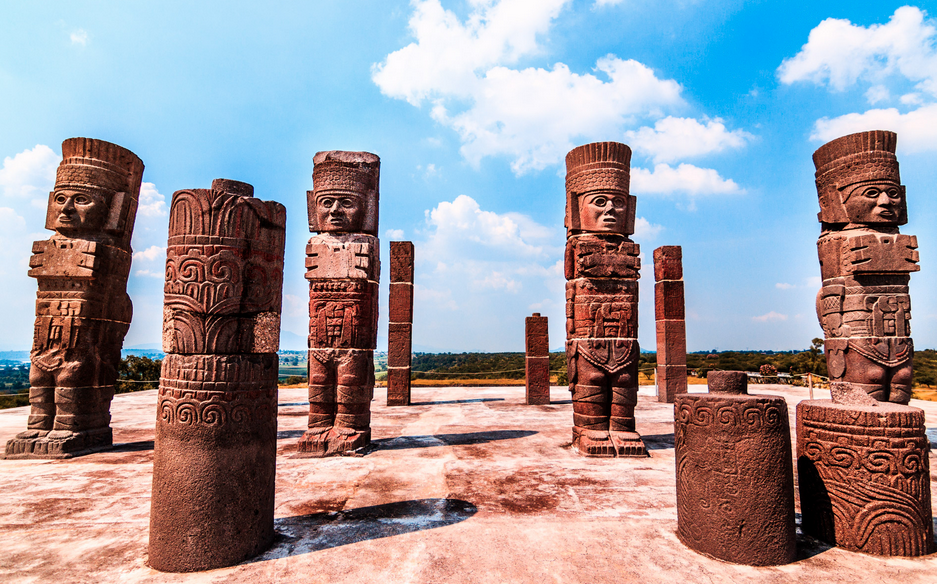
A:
1 384 936 583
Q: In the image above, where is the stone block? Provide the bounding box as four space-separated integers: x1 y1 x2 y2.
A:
653 245 682 281
654 280 685 321
654 320 686 365
525 314 549 356
525 357 550 405
387 368 411 407
389 282 413 323
655 364 685 403
390 241 414 282
387 322 412 368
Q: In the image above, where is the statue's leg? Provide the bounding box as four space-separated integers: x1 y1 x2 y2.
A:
842 349 888 402
301 353 336 455
571 357 614 457
329 350 372 455
609 357 646 456
889 360 913 405
23 365 54 435
50 356 112 441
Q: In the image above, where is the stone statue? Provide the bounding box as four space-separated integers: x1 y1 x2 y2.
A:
299 151 380 456
6 138 143 458
564 142 645 456
813 130 918 405
148 179 285 572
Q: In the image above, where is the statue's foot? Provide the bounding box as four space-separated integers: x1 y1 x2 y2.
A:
609 431 648 457
297 428 330 457
326 427 371 456
15 429 48 440
6 428 111 458
573 428 616 457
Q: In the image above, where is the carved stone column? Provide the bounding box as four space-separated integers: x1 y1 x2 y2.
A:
387 241 414 406
148 179 286 572
653 245 686 404
6 138 143 459
525 313 550 405
299 151 380 456
675 371 796 565
564 142 645 457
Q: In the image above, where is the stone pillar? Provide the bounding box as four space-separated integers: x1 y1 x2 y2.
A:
6 138 143 459
564 142 645 457
299 151 380 456
525 313 550 405
653 246 686 404
387 241 414 406
797 400 934 556
797 130 934 557
148 179 286 572
675 371 796 566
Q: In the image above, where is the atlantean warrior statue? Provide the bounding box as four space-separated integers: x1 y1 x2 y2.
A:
299 151 380 456
564 142 645 457
6 138 143 458
814 130 918 404
798 130 933 557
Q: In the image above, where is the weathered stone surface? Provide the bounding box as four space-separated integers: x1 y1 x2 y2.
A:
6 138 143 459
797 399 934 556
525 313 550 405
707 370 748 395
564 142 645 457
387 241 414 407
148 179 285 573
300 151 381 452
813 131 918 405
675 382 796 566
653 245 686 405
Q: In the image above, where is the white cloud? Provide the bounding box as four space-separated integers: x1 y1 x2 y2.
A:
778 7 937 93
775 282 795 290
626 116 752 163
811 103 937 150
752 311 788 322
594 0 625 6
424 194 548 257
132 245 166 262
633 216 662 240
385 228 405 239
781 7 937 152
133 269 163 279
372 0 691 174
70 29 88 46
137 182 167 217
631 163 743 196
0 145 59 200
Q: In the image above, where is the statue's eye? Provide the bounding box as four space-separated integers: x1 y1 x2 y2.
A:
54 194 67 204
320 198 334 208
74 195 91 205
887 188 900 199
593 197 607 207
864 188 880 198
612 197 625 208
341 199 355 208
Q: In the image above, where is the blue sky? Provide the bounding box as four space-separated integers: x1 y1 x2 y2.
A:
1 0 936 353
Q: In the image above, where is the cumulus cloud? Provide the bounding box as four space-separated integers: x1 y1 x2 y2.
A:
780 6 937 151
133 245 166 262
626 116 752 163
633 216 663 240
372 0 717 175
385 228 405 239
424 194 549 257
134 269 163 279
631 163 742 196
137 182 168 217
70 29 88 46
752 311 788 322
0 145 59 200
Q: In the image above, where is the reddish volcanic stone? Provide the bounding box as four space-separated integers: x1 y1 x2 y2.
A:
654 320 686 365
6 138 144 459
675 387 796 566
813 131 917 406
387 241 414 407
797 400 934 556
653 245 686 405
653 245 683 281
564 142 645 457
147 179 286 573
654 280 685 321
525 313 550 405
300 152 381 452
655 365 686 404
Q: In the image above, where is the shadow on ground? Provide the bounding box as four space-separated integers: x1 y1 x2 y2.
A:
373 430 537 450
641 433 674 450
410 398 505 406
257 498 477 559
111 440 154 452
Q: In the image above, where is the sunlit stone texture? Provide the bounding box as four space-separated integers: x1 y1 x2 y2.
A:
148 179 286 572
299 151 380 456
813 130 918 405
6 138 143 459
387 240 414 406
675 371 796 566
653 245 686 404
564 142 645 457
525 313 550 405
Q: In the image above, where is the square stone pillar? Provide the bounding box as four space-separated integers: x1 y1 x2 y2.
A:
653 246 686 403
387 241 414 406
525 313 550 404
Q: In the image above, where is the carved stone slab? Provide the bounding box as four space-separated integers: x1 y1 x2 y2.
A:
653 246 686 404
525 313 550 405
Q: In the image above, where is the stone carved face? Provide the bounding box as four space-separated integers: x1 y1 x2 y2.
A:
841 180 904 224
315 193 364 232
49 188 109 234
579 192 628 233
